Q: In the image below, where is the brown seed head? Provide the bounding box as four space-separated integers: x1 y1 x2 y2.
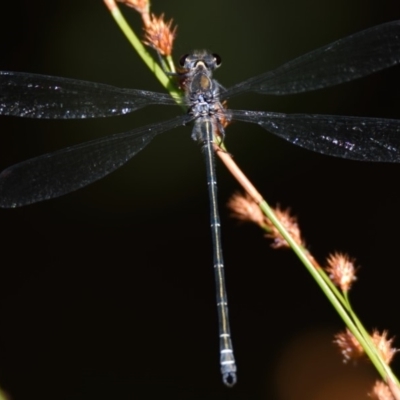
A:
370 380 395 400
325 252 357 292
143 13 176 56
266 205 303 249
371 330 398 365
333 329 364 363
227 196 303 249
227 192 265 227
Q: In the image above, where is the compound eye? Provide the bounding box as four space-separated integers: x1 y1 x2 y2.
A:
179 54 189 66
212 53 222 66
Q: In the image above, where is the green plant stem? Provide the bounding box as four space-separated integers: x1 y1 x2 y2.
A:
107 2 181 100
260 199 389 379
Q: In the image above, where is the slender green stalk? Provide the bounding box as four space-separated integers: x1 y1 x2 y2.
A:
258 199 388 379
107 2 181 101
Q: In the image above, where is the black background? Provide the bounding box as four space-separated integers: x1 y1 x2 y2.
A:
1 1 400 399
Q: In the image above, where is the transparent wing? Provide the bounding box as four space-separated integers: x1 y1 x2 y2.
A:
222 20 400 99
0 71 179 119
0 114 193 208
230 110 400 162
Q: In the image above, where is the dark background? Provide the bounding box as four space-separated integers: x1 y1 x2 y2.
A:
1 1 400 399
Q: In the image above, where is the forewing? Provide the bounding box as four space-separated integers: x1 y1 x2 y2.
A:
222 20 400 99
0 71 177 119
